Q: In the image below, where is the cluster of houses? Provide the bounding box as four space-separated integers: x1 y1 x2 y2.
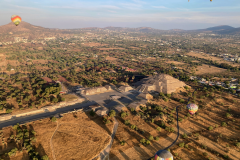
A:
205 52 240 63
190 76 240 93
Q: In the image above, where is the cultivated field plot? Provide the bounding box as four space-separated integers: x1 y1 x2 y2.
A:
194 64 227 75
106 56 118 61
98 48 125 51
81 42 107 47
165 60 185 65
187 52 240 67
109 88 240 160
0 112 114 160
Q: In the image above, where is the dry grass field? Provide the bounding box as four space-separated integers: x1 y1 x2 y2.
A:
194 64 227 75
0 111 114 160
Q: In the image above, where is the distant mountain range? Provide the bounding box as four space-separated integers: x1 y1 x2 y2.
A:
0 22 239 35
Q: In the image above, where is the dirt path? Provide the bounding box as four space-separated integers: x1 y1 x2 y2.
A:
50 121 59 160
92 117 119 160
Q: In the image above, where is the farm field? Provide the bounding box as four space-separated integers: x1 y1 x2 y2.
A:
109 86 240 160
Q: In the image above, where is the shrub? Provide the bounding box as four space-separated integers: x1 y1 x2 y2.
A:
179 99 185 103
124 120 130 125
156 127 161 132
155 137 159 141
159 92 165 97
148 135 154 141
6 109 12 113
109 110 116 117
121 112 127 118
165 127 175 133
41 155 49 160
223 155 229 159
221 122 227 127
130 125 136 130
182 133 188 139
151 118 154 123
194 133 199 137
51 117 57 122
90 110 95 116
208 126 213 131
166 94 171 98
202 144 207 150
146 140 151 145
179 142 185 147
120 140 126 146
130 108 135 112
178 118 183 122
203 152 208 156
226 113 232 118
235 142 240 148
164 98 169 102
140 138 146 144
185 144 189 149
105 120 111 124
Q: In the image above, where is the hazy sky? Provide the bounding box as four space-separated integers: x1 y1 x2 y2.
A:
1 0 240 30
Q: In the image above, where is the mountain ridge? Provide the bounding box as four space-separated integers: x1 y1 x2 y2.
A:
0 21 239 35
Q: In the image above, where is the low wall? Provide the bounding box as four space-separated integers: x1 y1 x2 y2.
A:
0 114 12 121
0 98 86 122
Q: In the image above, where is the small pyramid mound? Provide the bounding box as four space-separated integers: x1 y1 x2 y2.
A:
136 74 186 94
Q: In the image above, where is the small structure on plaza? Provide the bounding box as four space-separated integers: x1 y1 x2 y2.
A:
137 93 153 100
89 104 102 111
128 99 147 111
95 107 109 116
118 85 133 92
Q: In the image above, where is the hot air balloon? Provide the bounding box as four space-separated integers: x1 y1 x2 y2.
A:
11 15 21 26
187 103 198 115
155 150 173 160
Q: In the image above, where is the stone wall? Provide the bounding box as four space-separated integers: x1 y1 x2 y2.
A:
0 98 85 122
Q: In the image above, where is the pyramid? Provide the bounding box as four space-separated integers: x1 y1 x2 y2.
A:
136 74 186 94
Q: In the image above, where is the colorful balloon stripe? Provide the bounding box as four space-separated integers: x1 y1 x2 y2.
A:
11 15 22 26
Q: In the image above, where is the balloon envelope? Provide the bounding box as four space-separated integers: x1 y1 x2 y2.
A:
187 103 198 115
11 15 21 26
155 150 173 160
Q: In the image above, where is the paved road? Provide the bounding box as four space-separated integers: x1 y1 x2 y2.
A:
0 101 96 128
